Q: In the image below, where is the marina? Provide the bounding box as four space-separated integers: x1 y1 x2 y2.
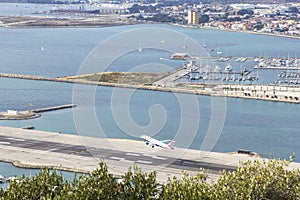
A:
169 54 300 86
167 58 258 84
254 57 300 70
275 71 300 85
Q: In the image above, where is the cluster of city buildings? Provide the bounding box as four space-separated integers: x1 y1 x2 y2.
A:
46 1 300 37
184 3 300 37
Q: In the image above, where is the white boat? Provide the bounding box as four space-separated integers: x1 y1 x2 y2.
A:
224 64 232 72
0 175 7 184
202 39 207 47
216 47 222 54
214 65 221 72
240 57 248 62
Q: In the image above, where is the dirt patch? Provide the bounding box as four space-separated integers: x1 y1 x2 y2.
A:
67 72 167 86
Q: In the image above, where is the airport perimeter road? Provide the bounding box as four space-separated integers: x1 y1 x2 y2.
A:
0 126 299 183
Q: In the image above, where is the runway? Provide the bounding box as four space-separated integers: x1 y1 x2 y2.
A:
0 126 298 183
0 135 236 174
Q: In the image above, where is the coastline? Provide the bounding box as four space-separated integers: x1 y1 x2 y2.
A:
0 15 299 40
171 23 300 40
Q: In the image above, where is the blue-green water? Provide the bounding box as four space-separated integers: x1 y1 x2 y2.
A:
0 19 300 179
0 77 299 162
0 162 78 181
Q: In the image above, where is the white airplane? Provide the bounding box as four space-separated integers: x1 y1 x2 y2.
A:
140 135 175 150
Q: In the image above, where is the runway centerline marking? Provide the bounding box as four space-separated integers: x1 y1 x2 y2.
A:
143 154 167 160
136 160 152 164
7 137 25 142
110 156 135 163
0 141 10 145
126 152 140 157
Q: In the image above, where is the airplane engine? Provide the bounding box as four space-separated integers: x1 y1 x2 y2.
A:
145 141 150 145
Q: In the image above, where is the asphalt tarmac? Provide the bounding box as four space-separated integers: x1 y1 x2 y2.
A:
0 135 236 174
0 126 298 183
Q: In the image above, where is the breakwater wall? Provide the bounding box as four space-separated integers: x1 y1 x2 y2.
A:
1 73 300 104
0 73 56 81
31 104 76 113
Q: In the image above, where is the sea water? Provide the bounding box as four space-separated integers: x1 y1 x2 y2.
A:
0 19 299 180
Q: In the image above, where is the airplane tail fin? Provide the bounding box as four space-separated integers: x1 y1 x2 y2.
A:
168 141 175 150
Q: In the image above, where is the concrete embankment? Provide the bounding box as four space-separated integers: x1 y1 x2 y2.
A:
216 84 300 104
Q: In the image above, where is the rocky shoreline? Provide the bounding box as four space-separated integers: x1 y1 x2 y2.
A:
0 103 76 120
0 111 40 120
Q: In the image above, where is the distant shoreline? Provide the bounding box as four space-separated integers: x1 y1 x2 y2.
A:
0 15 299 41
172 23 300 40
0 15 139 28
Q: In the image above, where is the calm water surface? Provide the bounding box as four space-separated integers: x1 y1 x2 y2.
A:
0 16 299 179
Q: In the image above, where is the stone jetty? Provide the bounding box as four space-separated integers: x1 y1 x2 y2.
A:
1 73 300 104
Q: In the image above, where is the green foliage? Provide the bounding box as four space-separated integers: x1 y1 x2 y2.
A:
146 14 176 23
3 169 66 200
288 7 299 13
119 166 158 200
1 159 299 199
237 9 254 16
0 188 4 200
253 23 264 30
63 162 119 200
199 14 210 24
160 170 210 200
212 159 300 200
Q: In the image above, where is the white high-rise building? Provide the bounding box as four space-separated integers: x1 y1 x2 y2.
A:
188 10 199 25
